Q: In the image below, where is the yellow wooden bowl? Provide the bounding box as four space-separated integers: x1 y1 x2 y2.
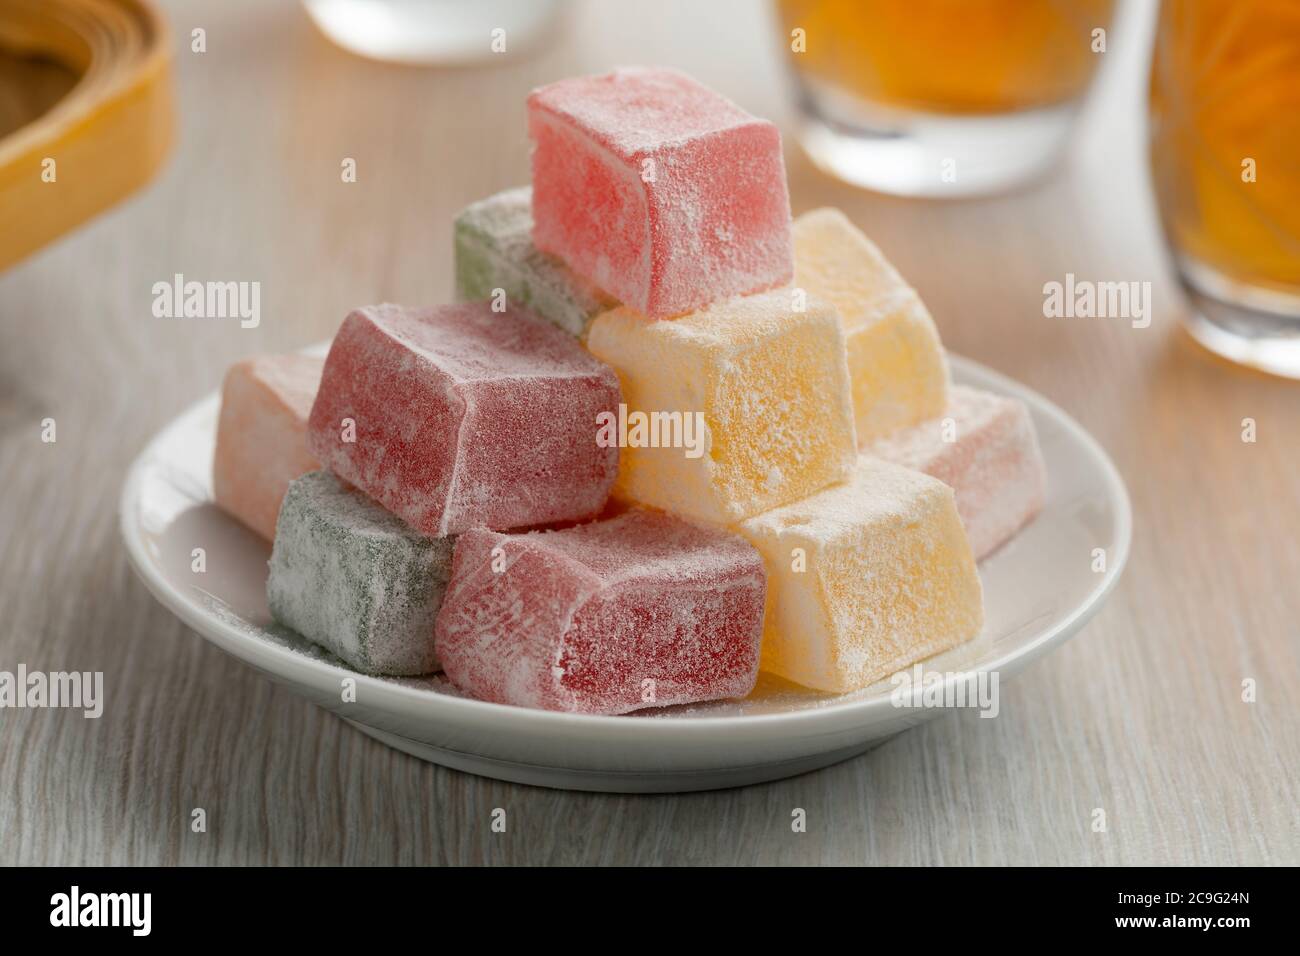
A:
0 0 173 271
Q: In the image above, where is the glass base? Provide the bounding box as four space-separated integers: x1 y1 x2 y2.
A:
302 0 560 65
793 79 1078 197
1178 256 1300 379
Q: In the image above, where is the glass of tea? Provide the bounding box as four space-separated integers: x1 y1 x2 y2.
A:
1149 0 1300 378
776 0 1115 196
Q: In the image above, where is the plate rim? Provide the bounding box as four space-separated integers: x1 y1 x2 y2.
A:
118 352 1132 736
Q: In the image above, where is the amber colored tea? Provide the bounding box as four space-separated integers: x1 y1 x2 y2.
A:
1150 0 1300 296
777 0 1114 115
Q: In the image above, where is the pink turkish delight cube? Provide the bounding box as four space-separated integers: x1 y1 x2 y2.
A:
528 67 794 319
435 510 767 715
213 354 323 541
868 386 1047 559
307 302 621 536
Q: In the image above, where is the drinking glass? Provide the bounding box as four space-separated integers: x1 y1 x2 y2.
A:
1149 0 1300 377
776 0 1116 196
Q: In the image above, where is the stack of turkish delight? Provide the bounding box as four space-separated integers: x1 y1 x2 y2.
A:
212 68 1046 712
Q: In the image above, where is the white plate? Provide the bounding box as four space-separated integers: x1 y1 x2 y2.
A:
120 351 1131 792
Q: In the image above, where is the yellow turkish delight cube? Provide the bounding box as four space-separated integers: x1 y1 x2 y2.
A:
793 208 949 446
586 291 857 524
738 456 983 693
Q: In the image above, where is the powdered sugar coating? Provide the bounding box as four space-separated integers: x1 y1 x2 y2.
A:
868 385 1047 559
739 457 984 694
792 208 949 445
586 290 856 524
529 68 793 318
213 354 323 540
267 471 453 676
435 510 766 715
307 302 621 536
454 186 615 337
530 68 759 157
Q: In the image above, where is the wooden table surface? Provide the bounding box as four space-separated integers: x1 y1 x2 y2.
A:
1 0 1296 866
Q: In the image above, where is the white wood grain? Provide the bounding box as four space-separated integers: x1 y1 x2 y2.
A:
0 0 1295 865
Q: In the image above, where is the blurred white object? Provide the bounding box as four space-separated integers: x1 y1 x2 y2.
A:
302 0 562 64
